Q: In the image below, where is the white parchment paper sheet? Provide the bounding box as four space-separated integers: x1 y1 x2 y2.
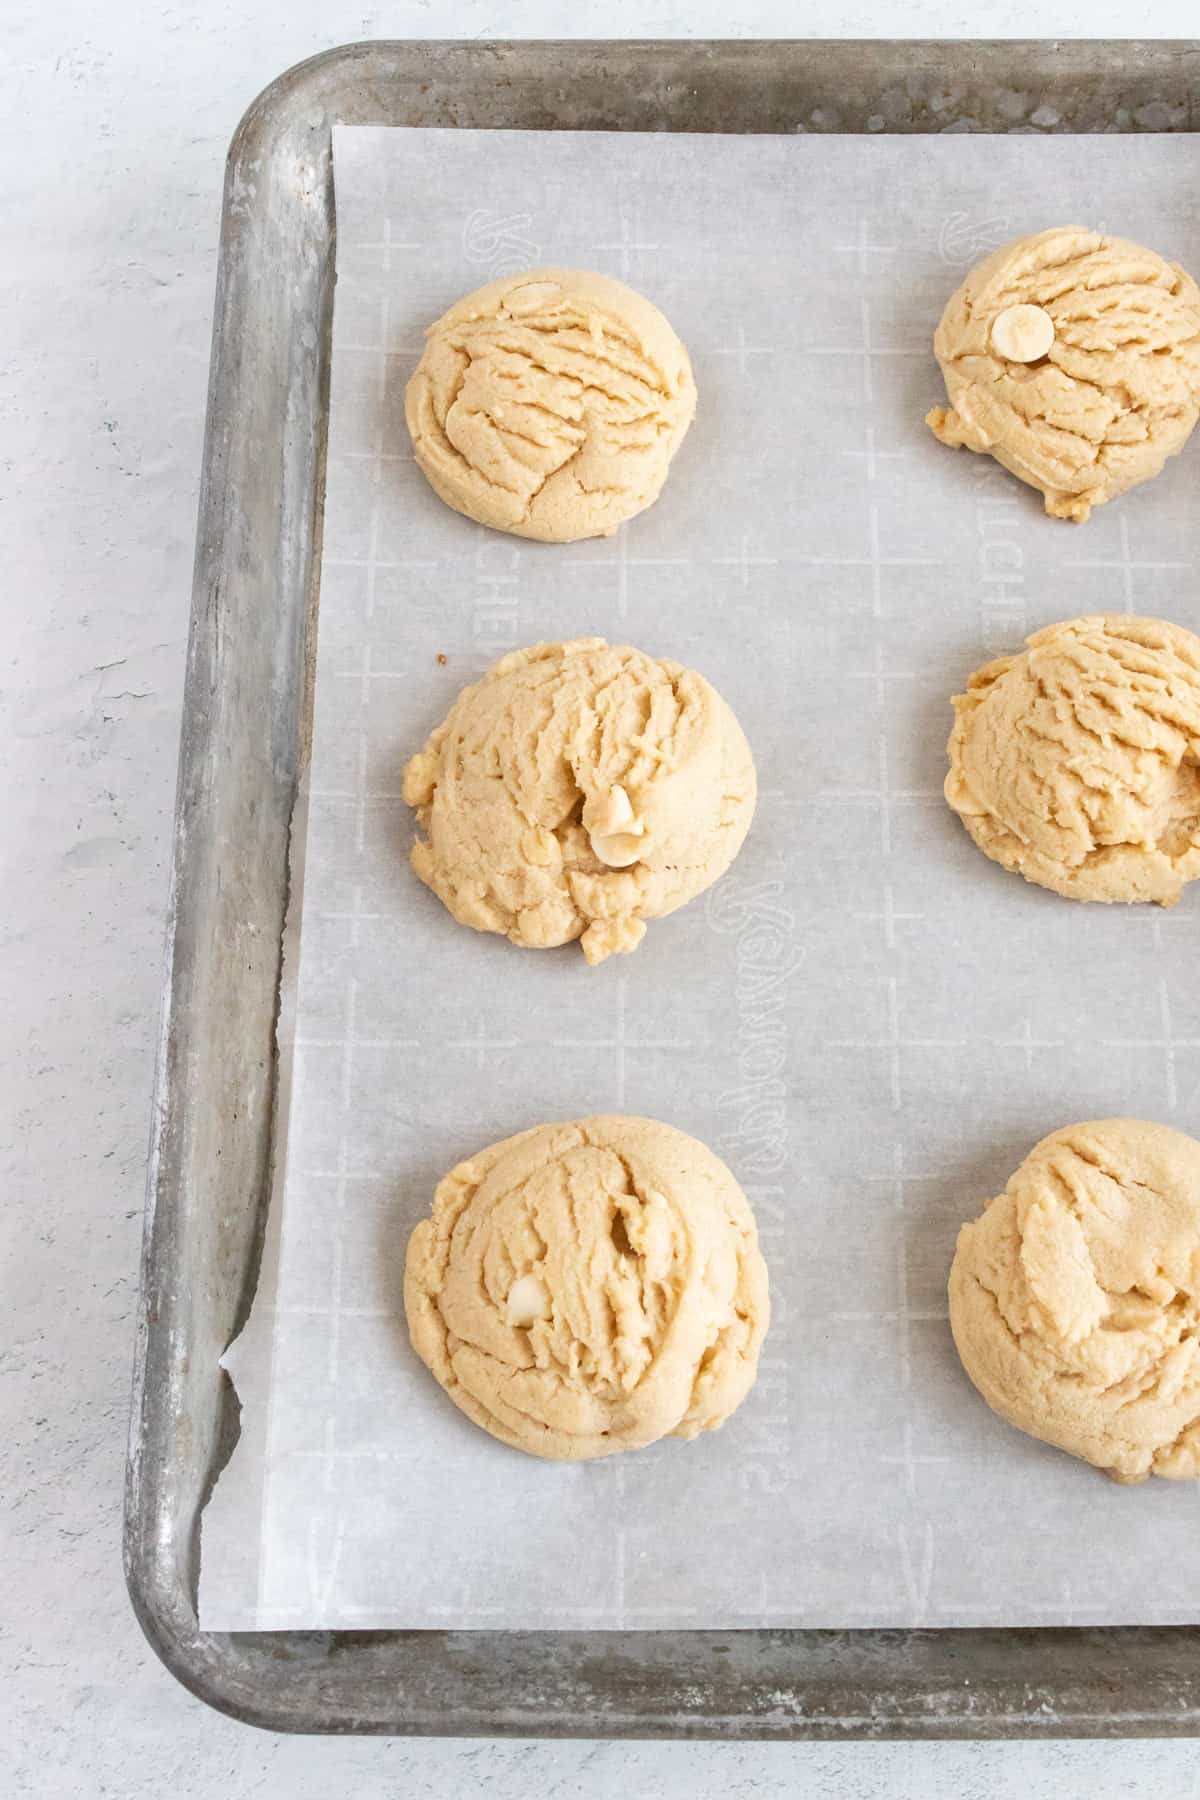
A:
200 127 1200 1631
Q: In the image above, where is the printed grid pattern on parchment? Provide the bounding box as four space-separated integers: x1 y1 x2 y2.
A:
235 130 1200 1631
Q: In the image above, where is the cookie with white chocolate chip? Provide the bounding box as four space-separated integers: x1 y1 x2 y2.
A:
927 226 1200 521
949 1118 1200 1482
401 639 756 964
404 1115 770 1460
404 268 697 543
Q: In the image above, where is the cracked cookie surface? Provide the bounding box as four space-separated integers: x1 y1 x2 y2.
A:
949 1119 1200 1481
404 1115 770 1461
402 638 756 964
404 268 696 542
927 227 1200 521
945 615 1200 906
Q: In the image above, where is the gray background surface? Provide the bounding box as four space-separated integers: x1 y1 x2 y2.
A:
5 0 1200 1792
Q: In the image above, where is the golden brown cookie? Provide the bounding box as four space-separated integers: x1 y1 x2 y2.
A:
927 227 1200 520
403 638 756 964
405 268 696 542
404 1116 770 1461
949 1120 1200 1481
945 616 1200 905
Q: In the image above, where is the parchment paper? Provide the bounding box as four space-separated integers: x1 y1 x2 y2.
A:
199 127 1200 1631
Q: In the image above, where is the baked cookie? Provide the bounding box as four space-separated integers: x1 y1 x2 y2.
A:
945 615 1200 905
404 268 696 542
402 638 756 964
404 1116 770 1461
927 227 1200 521
949 1119 1200 1482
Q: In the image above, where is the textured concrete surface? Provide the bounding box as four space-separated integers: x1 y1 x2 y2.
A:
3 2 1199 1794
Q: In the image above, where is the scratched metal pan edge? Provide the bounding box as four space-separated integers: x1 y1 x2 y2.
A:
123 39 1200 1738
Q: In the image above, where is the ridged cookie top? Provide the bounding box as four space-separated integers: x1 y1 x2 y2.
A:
404 1116 769 1461
946 615 1200 905
402 638 756 964
928 227 1200 520
949 1119 1200 1481
404 268 696 542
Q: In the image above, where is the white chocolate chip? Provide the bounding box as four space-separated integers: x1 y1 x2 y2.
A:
519 824 561 867
990 303 1055 363
583 783 635 836
590 831 645 869
583 784 647 866
505 1273 550 1328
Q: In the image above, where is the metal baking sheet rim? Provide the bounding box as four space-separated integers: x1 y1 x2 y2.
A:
124 39 1200 1738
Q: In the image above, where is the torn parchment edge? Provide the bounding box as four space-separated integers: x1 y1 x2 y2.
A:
196 771 311 1631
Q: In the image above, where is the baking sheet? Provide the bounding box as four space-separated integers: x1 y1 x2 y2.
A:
199 126 1200 1633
